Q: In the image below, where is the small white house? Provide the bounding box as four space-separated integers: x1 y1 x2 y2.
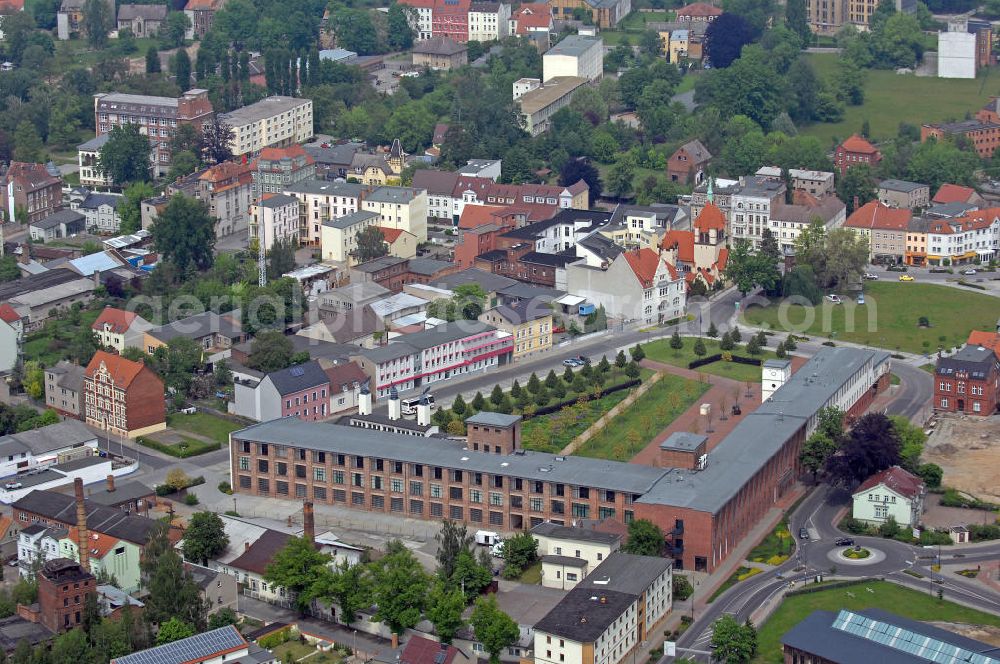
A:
851 466 926 528
531 522 623 590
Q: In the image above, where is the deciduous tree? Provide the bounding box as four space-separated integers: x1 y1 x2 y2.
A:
246 330 294 372
369 540 430 633
471 596 520 664
825 412 901 486
711 615 758 663
150 194 216 274
623 519 664 556
355 226 388 263
704 13 755 68
264 536 333 614
181 512 229 565
426 582 466 643
98 124 151 184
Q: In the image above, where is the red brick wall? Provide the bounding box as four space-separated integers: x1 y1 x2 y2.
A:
933 373 999 416
124 367 166 432
467 421 520 455
280 383 332 421
38 572 93 633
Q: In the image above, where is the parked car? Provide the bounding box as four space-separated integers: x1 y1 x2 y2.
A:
563 358 583 367
825 294 842 304
863 273 879 280
835 537 855 546
964 269 977 275
799 527 810 540
898 274 915 281
857 294 865 305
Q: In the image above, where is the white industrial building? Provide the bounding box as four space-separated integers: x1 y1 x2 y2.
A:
542 35 603 82
938 20 977 79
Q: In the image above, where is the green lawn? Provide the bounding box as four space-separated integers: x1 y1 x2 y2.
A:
754 580 1000 663
166 411 243 445
644 336 780 383
742 281 1000 355
270 641 318 663
22 309 103 366
575 373 709 461
800 53 1000 145
137 435 220 458
920 363 935 373
521 389 632 453
747 521 793 564
518 561 542 584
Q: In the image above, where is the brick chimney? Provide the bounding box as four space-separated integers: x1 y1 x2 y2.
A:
303 501 315 545
74 478 89 571
106 474 115 492
391 633 399 649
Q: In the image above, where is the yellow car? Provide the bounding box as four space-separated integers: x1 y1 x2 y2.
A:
898 274 915 281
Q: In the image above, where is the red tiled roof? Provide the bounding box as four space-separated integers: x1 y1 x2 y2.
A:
85 351 148 388
716 246 729 271
324 361 368 392
200 160 253 183
932 183 977 204
660 230 694 263
623 248 673 288
86 532 121 559
400 635 460 664
432 123 450 145
565 179 589 195
91 306 138 334
844 200 911 231
0 0 24 13
378 227 405 242
0 303 21 324
513 3 552 32
257 144 314 165
677 2 722 17
184 0 222 9
854 466 924 500
458 204 504 229
967 331 1000 359
694 203 725 232
926 209 999 235
839 134 879 155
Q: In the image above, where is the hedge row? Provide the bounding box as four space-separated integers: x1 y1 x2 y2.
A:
137 436 221 458
524 379 642 420
786 577 877 596
687 354 763 370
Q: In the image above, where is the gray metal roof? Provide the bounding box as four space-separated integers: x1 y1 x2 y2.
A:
257 193 298 209
545 35 601 57
147 311 241 344
406 258 453 276
284 180 365 197
78 134 110 151
232 419 670 494
393 320 497 351
0 419 96 456
639 348 890 513
221 96 309 127
659 432 706 452
431 268 518 293
577 552 672 596
322 210 380 230
878 179 927 193
31 209 85 230
265 360 329 396
465 412 522 428
531 522 622 545
541 554 588 567
365 186 422 204
88 481 154 506
111 626 247 664
355 342 417 364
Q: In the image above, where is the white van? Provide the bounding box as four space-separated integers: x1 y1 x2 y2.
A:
401 394 435 415
475 530 501 546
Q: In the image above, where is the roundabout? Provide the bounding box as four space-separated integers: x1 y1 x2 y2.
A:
828 544 887 565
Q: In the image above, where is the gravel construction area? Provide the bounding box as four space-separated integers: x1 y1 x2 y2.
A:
922 414 1000 503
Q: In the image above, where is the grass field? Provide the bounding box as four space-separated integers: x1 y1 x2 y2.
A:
521 389 632 453
166 411 243 445
754 580 1000 663
800 53 999 145
741 282 1000 354
138 435 220 458
518 561 542 584
575 373 709 461
643 336 780 382
22 309 102 366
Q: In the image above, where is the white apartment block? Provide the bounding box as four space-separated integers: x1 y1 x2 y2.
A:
468 2 511 41
251 193 300 251
320 210 382 264
284 180 366 247
360 186 429 242
223 96 314 157
926 214 1000 264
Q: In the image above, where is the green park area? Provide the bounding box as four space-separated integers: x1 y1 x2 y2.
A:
742 282 1000 355
166 411 243 445
571 373 708 461
801 53 996 145
644 335 780 383
22 308 102 366
754 580 1000 663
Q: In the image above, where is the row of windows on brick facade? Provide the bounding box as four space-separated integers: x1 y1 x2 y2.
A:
235 475 630 524
939 382 985 395
940 398 983 412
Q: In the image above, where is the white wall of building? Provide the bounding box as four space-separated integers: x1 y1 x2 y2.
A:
938 30 977 79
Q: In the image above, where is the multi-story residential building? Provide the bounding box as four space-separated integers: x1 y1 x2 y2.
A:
934 343 1000 415
0 303 23 375
531 522 623 590
284 180 366 247
1 162 63 224
83 351 166 438
67 188 124 234
596 205 686 251
230 347 889 571
36 558 95 633
843 200 911 264
479 301 553 359
198 160 253 238
567 247 686 325
360 186 429 242
534 553 672 664
44 361 86 418
847 0 915 29
667 140 711 185
806 0 846 33
29 209 86 242
548 0 631 28
401 0 435 40
413 170 589 222
877 179 930 210
350 255 456 292
516 76 588 136
351 321 513 397
77 135 113 188
183 0 226 39
509 3 552 36
222 96 314 157
252 145 316 198
144 311 246 355
925 208 1000 265
468 1 510 41
768 194 846 252
412 36 469 70
833 134 882 175
116 4 165 37
932 183 985 207
755 167 836 197
904 216 930 266
90 306 152 352
676 1 721 20
231 360 331 422
725 177 787 249
921 119 1000 159
543 35 603 82
250 193 300 251
851 466 925 527
433 0 471 42
320 210 382 264
94 89 214 176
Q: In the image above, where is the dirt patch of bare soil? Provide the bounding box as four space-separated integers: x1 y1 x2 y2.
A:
928 622 1000 648
922 415 1000 503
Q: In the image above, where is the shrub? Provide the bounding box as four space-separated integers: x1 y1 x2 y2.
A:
183 493 199 505
217 481 232 495
736 567 762 581
673 574 694 601
841 517 869 535
918 316 930 327
766 554 789 566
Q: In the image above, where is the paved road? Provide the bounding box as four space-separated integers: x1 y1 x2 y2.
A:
671 484 1000 661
